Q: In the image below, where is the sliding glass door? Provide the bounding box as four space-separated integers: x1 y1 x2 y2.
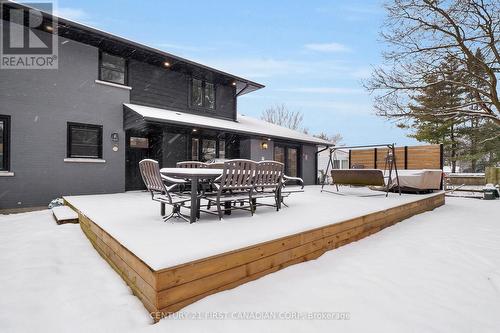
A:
274 146 285 164
274 144 300 177
287 147 298 177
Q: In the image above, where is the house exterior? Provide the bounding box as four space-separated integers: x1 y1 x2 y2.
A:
0 2 330 210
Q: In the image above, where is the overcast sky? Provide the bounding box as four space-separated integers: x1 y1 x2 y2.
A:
54 0 419 146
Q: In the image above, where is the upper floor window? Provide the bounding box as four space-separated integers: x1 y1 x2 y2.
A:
0 115 10 171
99 51 127 85
67 122 103 159
191 78 215 110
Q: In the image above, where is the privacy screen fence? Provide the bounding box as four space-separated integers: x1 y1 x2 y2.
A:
349 144 443 170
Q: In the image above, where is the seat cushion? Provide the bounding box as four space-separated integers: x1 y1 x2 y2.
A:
331 169 385 186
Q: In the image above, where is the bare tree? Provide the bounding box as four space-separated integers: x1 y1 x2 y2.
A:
365 0 500 137
261 104 304 131
314 132 343 145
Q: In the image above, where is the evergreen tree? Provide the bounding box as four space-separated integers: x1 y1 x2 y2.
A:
408 56 465 172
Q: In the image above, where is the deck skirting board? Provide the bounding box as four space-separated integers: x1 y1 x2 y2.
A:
65 192 445 320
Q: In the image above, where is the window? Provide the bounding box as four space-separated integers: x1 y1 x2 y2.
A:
99 51 127 85
67 123 103 159
191 78 215 110
192 79 203 107
192 137 225 161
205 83 215 109
201 139 216 161
0 115 10 171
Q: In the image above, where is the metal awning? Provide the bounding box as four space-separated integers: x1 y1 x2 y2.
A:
124 103 332 146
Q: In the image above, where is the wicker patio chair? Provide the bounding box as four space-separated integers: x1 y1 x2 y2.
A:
204 159 256 220
139 159 191 222
252 161 284 211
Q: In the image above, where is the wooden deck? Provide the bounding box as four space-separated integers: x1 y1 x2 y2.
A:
65 191 445 321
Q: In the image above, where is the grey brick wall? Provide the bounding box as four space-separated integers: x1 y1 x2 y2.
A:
0 32 129 209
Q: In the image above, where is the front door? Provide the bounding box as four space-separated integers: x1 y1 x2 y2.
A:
125 132 151 191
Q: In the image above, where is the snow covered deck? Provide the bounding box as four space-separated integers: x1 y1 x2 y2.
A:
63 186 445 318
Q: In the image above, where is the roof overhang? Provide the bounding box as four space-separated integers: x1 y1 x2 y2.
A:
124 103 333 146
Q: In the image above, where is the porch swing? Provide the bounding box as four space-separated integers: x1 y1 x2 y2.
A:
320 143 401 197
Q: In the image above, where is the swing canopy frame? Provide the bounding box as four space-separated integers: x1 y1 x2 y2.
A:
320 143 402 197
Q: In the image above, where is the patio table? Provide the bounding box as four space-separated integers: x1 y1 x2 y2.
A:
160 167 223 223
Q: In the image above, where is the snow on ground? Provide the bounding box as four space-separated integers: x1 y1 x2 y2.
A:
155 197 500 333
64 187 438 270
0 196 499 332
0 210 150 332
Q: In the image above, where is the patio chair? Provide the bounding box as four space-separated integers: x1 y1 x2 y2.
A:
280 175 305 207
176 160 211 192
206 162 225 169
252 161 284 211
177 161 208 168
139 159 192 222
204 159 256 220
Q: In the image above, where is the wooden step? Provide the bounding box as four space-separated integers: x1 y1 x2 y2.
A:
52 206 79 225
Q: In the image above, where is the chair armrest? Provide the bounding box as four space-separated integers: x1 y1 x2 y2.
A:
283 175 304 189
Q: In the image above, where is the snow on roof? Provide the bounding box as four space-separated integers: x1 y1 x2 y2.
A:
124 103 333 146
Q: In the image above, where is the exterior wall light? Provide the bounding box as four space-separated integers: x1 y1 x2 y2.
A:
261 142 269 150
163 61 171 67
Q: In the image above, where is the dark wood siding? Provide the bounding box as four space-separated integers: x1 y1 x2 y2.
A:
216 84 237 120
128 60 236 120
